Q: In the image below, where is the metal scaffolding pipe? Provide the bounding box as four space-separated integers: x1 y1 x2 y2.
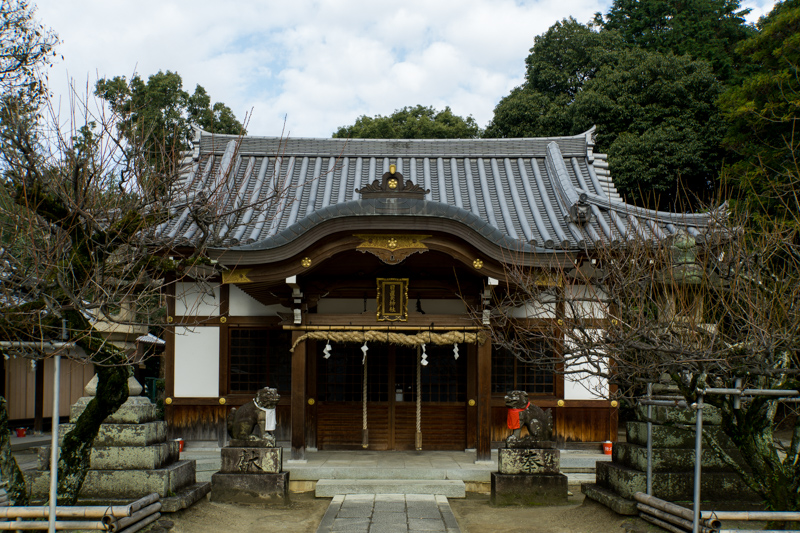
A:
692 393 704 533
701 387 799 397
117 512 160 533
640 512 688 533
634 493 720 529
0 521 108 531
705 510 800 521
0 507 130 519
637 504 718 533
646 383 653 496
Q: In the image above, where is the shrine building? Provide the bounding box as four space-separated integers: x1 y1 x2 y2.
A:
160 127 716 460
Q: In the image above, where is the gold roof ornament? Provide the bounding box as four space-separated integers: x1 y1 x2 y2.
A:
354 234 430 265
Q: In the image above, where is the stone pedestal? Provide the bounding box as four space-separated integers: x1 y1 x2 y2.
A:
211 446 289 505
491 472 569 506
491 443 569 505
26 394 210 512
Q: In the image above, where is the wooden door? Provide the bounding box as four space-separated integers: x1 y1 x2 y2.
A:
316 343 467 450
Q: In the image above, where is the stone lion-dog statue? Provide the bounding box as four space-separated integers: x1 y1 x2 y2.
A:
504 390 553 447
227 387 280 446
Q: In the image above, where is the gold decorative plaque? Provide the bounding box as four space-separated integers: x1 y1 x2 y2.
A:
377 278 409 322
355 234 430 265
222 269 252 284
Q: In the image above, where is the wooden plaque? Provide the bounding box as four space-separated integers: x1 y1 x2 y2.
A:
376 278 408 322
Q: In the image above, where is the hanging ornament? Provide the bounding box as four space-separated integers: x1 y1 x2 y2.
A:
323 341 332 359
361 341 369 364
420 343 428 366
30 359 36 371
453 343 459 360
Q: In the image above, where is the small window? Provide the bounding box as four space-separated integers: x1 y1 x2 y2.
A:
229 328 291 393
492 339 556 395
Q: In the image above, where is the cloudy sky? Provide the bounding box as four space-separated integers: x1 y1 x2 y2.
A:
35 0 776 139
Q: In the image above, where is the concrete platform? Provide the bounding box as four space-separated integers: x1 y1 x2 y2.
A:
315 479 466 498
316 494 460 533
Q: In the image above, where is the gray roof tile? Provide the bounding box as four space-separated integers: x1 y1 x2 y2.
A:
162 127 722 254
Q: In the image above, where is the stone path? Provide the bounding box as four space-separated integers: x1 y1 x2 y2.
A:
315 494 460 533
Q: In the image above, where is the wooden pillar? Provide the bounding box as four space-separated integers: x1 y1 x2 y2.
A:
291 330 306 460
465 343 477 450
476 339 492 461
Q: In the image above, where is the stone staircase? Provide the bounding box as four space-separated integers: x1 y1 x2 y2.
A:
315 479 466 497
583 407 756 515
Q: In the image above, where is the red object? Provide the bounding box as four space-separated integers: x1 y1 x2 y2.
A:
507 402 530 430
15 428 27 438
176 438 184 452
603 441 613 455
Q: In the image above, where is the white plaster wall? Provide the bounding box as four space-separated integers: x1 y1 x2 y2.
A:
175 282 220 316
564 284 609 319
174 327 219 397
563 328 608 400
229 285 289 316
509 297 557 319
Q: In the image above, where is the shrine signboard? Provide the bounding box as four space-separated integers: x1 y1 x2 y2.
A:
376 278 408 322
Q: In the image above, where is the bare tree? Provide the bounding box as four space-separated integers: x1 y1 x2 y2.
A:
484 202 800 517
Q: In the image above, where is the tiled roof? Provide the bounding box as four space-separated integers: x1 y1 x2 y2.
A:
159 127 721 253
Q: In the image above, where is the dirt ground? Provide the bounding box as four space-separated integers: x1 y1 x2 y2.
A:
160 492 661 533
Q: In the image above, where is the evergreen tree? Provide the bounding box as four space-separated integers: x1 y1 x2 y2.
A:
334 105 481 139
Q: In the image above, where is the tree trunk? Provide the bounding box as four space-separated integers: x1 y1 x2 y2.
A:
56 361 128 505
0 397 28 505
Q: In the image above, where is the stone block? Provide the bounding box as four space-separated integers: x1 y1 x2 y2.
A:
490 472 568 506
595 461 756 501
38 441 179 470
612 442 745 473
635 405 722 425
59 421 167 447
626 421 735 449
210 471 289 505
220 447 282 474
581 483 637 515
27 460 196 500
314 479 465 498
70 396 157 424
498 448 560 475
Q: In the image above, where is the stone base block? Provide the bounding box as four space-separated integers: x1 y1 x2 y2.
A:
210 472 289 505
59 421 167 447
27 460 196 500
613 442 745 473
626 421 734 449
498 448 560 475
490 472 568 506
596 461 757 501
70 396 157 424
39 441 179 471
228 437 276 448
581 483 637 515
220 447 282 474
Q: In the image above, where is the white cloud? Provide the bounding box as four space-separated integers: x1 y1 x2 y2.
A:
33 0 776 139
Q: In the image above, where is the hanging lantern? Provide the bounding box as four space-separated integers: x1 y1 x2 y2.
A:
420 343 428 366
453 343 459 360
323 341 332 359
361 341 369 364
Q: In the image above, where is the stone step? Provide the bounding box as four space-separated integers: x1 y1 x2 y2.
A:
27 460 197 500
291 466 490 482
38 441 180 470
315 479 466 498
626 421 735 449
581 483 637 515
612 442 745 473
59 421 167 447
595 460 756 502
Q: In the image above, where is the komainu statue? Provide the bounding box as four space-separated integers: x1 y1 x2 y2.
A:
504 390 553 448
227 387 280 446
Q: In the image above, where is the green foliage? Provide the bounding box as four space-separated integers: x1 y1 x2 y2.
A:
333 105 481 139
0 0 59 103
486 20 723 208
596 0 755 81
95 70 244 173
718 0 800 225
